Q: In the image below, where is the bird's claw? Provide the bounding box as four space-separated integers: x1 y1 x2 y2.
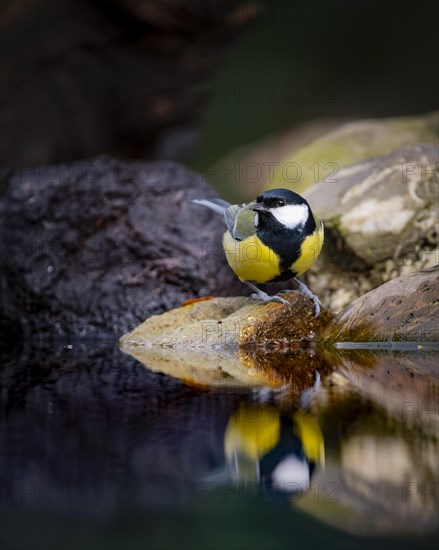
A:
278 286 321 317
250 292 290 306
271 295 290 306
312 298 321 318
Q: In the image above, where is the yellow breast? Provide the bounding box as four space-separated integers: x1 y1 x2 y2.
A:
291 220 324 276
222 219 324 282
223 231 281 283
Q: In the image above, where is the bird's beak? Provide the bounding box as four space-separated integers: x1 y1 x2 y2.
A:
247 202 268 212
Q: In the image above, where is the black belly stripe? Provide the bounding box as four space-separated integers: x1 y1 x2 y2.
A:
269 269 297 282
257 226 302 275
255 212 317 282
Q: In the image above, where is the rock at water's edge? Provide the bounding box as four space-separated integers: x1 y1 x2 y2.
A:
321 267 438 342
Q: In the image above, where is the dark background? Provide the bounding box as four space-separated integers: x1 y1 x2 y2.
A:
1 0 438 172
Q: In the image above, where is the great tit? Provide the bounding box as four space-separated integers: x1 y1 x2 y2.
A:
193 188 324 316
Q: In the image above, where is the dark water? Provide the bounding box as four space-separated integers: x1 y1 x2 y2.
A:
1 341 438 550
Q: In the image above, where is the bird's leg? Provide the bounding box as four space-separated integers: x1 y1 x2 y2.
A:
244 281 290 306
292 277 321 317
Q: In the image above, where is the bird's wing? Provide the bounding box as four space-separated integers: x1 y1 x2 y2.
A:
192 198 230 215
223 204 240 235
193 197 256 241
225 205 257 241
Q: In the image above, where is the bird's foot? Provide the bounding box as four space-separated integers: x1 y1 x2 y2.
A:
278 285 321 316
250 291 290 306
292 278 321 317
245 281 290 306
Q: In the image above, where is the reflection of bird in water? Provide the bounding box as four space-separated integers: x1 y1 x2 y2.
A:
224 403 324 495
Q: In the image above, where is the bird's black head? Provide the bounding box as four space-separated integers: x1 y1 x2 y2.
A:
249 188 313 232
255 188 308 209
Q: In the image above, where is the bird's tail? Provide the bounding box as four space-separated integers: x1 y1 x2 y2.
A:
192 198 230 215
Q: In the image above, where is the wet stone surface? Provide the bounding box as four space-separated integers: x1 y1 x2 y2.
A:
0 157 245 342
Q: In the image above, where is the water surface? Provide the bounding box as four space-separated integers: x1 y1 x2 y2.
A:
1 341 437 549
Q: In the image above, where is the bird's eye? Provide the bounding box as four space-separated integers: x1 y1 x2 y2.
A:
256 195 263 203
277 199 286 206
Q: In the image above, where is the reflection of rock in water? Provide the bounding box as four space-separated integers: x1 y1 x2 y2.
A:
295 367 439 536
0 345 245 512
120 341 332 394
342 435 438 531
325 349 439 436
2 338 438 541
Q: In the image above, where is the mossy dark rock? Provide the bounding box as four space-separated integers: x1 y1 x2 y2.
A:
273 111 438 194
120 293 332 349
321 266 438 342
119 293 333 389
304 143 438 267
304 143 438 314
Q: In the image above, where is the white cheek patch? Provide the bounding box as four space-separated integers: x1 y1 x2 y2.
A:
271 455 310 491
253 212 259 227
271 204 309 229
